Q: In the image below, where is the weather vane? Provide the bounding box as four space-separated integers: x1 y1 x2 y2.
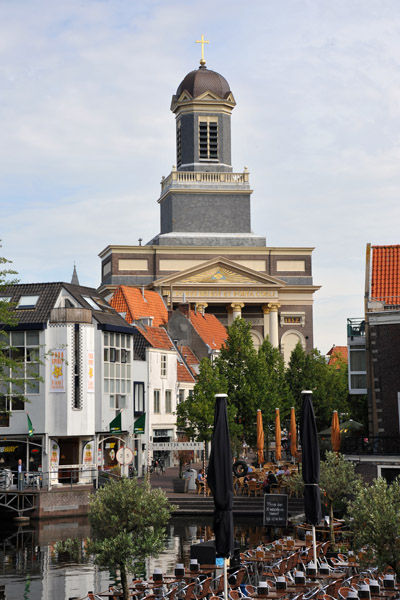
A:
196 34 209 66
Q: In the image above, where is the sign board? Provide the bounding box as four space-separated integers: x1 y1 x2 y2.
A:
151 442 204 451
263 494 288 527
116 447 134 465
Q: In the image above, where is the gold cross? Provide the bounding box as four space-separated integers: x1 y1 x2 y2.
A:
196 34 209 66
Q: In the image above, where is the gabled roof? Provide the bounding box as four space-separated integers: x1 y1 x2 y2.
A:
326 346 348 366
110 286 168 327
188 308 227 350
0 282 129 329
136 325 174 351
151 256 286 288
177 359 195 383
179 345 200 376
371 245 400 305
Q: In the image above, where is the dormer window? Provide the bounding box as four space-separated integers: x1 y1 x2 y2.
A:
199 117 218 160
17 295 39 309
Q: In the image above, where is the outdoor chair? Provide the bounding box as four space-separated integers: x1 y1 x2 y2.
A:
247 480 261 497
195 577 212 600
338 586 357 599
228 568 245 589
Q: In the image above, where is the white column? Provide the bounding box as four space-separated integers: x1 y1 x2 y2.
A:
262 305 270 339
195 302 208 316
268 303 281 347
231 303 244 320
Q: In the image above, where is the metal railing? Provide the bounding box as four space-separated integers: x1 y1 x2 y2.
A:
347 318 365 337
342 436 400 455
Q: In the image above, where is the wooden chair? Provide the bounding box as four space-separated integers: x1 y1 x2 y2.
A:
247 480 261 497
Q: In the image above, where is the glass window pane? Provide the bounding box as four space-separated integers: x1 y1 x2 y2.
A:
27 363 40 377
116 380 120 393
11 347 24 361
119 395 126 409
104 379 109 393
126 365 131 379
121 334 125 347
12 332 24 346
110 364 115 377
12 382 24 394
12 396 25 411
104 363 109 377
121 364 125 378
27 379 39 394
116 364 120 378
350 350 366 371
115 334 120 347
110 333 114 346
104 333 109 346
109 395 115 408
110 379 115 393
350 374 367 389
26 331 39 345
104 348 109 362
26 347 39 362
121 380 125 393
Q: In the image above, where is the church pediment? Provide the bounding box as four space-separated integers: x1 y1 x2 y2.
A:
152 257 286 288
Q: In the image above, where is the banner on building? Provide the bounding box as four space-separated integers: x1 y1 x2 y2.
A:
82 440 94 464
49 440 60 469
87 352 94 392
50 349 66 392
134 414 146 435
110 412 122 434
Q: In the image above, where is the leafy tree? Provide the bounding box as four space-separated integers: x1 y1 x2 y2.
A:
215 318 259 443
88 478 175 600
285 344 350 430
319 451 361 546
347 476 400 577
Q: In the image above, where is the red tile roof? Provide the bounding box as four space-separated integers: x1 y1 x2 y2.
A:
179 345 199 377
177 360 195 383
137 325 173 350
371 245 400 305
188 309 227 350
110 286 168 327
326 346 348 366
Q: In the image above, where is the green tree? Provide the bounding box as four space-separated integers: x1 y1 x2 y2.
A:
319 451 361 546
88 478 175 600
215 318 259 443
285 344 350 430
253 337 293 448
347 476 400 577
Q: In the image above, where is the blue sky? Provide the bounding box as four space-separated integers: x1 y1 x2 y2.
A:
2 0 400 353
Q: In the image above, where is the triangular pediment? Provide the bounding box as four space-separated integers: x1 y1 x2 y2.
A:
152 257 286 288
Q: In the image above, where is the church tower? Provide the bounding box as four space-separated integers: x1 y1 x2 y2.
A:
148 48 265 247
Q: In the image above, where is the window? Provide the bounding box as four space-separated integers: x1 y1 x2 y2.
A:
0 296 11 303
0 331 40 423
165 390 172 413
104 332 131 406
134 382 145 413
83 296 102 311
17 295 39 309
178 389 185 404
177 122 182 167
161 354 167 377
199 118 218 160
154 390 160 413
110 394 126 409
348 346 367 393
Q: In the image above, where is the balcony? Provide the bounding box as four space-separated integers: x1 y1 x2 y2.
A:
347 318 365 338
160 168 251 198
50 308 92 324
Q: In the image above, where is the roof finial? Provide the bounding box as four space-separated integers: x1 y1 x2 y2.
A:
196 34 209 66
71 262 80 286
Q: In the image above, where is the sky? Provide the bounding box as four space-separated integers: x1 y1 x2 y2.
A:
1 0 400 354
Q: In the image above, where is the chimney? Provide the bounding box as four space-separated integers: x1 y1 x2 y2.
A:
178 303 190 319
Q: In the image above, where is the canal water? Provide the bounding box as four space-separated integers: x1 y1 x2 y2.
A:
0 515 267 600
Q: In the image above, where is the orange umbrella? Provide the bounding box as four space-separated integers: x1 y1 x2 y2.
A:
275 408 282 463
331 410 341 453
290 407 297 458
257 409 264 466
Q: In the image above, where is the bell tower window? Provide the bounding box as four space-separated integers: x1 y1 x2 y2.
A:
176 121 182 167
199 117 218 160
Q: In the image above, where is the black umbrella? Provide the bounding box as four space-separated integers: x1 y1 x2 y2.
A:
207 394 234 598
300 390 321 565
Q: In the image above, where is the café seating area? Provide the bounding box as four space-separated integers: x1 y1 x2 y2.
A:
83 535 398 600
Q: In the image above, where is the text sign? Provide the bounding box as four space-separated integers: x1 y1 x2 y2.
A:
263 494 288 527
151 442 204 451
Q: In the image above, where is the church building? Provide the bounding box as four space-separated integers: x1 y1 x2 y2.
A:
99 43 319 364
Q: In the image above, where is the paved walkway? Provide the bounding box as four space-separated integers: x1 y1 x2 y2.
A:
143 462 206 500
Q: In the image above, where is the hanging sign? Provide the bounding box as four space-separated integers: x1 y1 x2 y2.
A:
50 349 66 392
87 352 95 392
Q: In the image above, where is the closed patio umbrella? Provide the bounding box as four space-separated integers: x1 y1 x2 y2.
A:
275 408 282 463
290 407 297 460
331 410 341 453
257 409 264 467
207 393 234 600
300 390 321 567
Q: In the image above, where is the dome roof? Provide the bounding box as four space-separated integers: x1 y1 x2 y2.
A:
175 66 231 99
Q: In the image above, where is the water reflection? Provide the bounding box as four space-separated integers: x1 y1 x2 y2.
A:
0 515 266 600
